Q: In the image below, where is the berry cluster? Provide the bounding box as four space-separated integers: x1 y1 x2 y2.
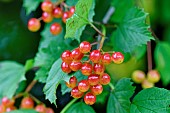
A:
28 0 75 35
132 70 160 89
61 41 124 105
0 96 54 113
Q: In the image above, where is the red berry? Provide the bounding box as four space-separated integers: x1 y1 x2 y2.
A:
0 104 6 113
61 62 71 73
61 50 72 64
147 70 160 83
90 50 101 63
35 104 46 113
42 12 53 23
100 73 110 85
112 52 124 64
21 97 34 109
50 23 62 35
87 74 100 85
66 76 77 88
70 48 84 61
81 63 92 76
46 108 54 113
62 11 70 23
78 80 90 92
79 41 91 53
90 84 103 95
93 63 105 75
28 18 41 32
41 1 53 12
132 70 145 83
1 97 15 107
6 106 16 112
71 86 84 98
69 61 82 71
53 7 63 18
84 92 96 105
101 53 112 65
69 6 75 16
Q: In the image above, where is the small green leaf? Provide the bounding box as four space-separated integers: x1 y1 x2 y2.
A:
23 0 43 15
130 87 170 113
112 7 154 53
154 42 170 86
8 109 38 113
65 102 96 113
107 78 135 113
65 0 95 41
43 58 70 105
0 61 25 99
24 59 34 71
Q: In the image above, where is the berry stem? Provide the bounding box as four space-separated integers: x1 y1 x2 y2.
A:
147 41 152 71
98 25 106 50
54 0 65 6
29 94 42 104
25 80 37 93
13 92 26 100
60 98 78 113
91 41 100 46
108 83 115 91
89 22 104 37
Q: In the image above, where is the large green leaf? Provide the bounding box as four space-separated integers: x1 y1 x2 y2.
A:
107 78 135 113
66 0 78 6
154 42 170 86
65 0 95 42
43 58 70 105
8 109 38 113
65 102 95 113
23 0 43 15
130 87 170 113
112 8 154 53
0 61 25 99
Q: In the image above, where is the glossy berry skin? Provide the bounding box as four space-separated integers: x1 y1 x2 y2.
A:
50 23 62 35
90 84 103 95
35 105 46 113
81 63 92 76
61 50 72 64
78 80 90 92
62 11 70 23
70 48 84 61
41 1 53 12
61 62 71 73
132 70 145 83
87 74 100 86
142 79 154 89
21 97 34 109
69 6 75 16
147 70 160 83
112 52 124 64
28 18 41 32
93 63 105 75
90 50 101 63
79 41 91 53
6 106 16 112
101 53 112 65
69 61 82 71
66 76 77 88
42 12 53 23
84 92 96 105
46 108 54 113
1 97 15 107
0 104 6 113
100 73 110 85
53 7 63 18
71 86 84 98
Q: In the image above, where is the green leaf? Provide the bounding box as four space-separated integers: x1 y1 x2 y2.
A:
23 0 42 15
24 59 34 71
154 42 170 86
107 78 135 113
8 109 38 113
0 61 25 99
65 102 96 113
130 87 170 113
65 0 95 41
43 58 70 105
112 7 154 53
66 0 78 6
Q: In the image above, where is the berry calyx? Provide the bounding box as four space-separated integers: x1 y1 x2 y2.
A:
69 6 75 16
81 63 92 76
28 18 41 32
147 70 160 83
41 1 53 12
61 50 72 64
35 104 46 113
84 92 96 105
112 52 124 64
66 76 77 88
78 80 90 92
101 53 112 65
90 50 101 63
87 74 100 86
21 97 34 109
132 70 146 83
100 73 110 85
71 86 84 98
46 108 54 113
142 79 154 89
50 23 62 35
79 41 91 53
53 7 63 18
1 97 15 107
62 11 70 23
70 48 84 61
90 84 103 95
61 62 71 73
69 61 82 71
42 12 53 23
93 63 105 75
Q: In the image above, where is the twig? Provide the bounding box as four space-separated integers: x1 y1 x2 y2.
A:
147 41 152 71
108 83 115 91
89 22 104 37
13 93 26 99
98 26 106 50
29 94 42 104
25 80 37 93
91 41 100 46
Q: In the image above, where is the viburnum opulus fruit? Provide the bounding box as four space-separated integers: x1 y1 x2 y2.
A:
71 86 84 98
132 70 146 83
66 76 77 88
21 97 34 109
147 70 160 83
28 18 41 32
50 23 62 35
84 92 96 105
112 52 124 64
